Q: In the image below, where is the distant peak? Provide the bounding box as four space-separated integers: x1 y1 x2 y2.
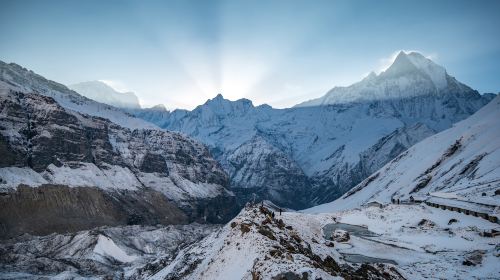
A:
207 93 226 103
151 104 167 111
68 80 141 109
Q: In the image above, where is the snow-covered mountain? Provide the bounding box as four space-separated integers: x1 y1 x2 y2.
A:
135 52 493 209
69 80 141 109
0 61 238 239
306 95 500 214
296 51 469 107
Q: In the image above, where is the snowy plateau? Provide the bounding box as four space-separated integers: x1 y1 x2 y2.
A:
0 51 499 280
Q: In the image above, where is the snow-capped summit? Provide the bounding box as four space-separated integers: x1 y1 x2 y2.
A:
68 80 141 109
296 51 464 107
201 94 255 117
381 51 448 90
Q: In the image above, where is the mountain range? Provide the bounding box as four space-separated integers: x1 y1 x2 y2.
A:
0 51 499 279
129 51 494 209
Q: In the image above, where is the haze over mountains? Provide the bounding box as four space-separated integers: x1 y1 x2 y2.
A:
68 81 141 109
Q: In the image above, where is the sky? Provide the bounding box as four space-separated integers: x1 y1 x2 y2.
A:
1 0 500 110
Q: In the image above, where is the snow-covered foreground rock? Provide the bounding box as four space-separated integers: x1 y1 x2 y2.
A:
133 51 493 209
307 95 500 215
0 224 220 279
149 204 404 280
138 202 499 280
2 204 496 279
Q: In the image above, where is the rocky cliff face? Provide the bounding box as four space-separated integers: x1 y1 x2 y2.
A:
0 89 238 239
134 53 493 209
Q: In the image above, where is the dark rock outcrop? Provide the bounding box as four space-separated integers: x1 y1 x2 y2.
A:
0 184 187 239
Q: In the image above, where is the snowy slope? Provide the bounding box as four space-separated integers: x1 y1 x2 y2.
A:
0 224 219 279
0 61 155 129
306 95 500 213
148 204 403 280
317 204 500 279
135 52 492 208
69 80 141 109
145 203 499 279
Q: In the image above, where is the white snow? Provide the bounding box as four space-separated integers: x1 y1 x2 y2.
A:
0 167 48 190
92 234 137 263
42 163 141 190
317 204 500 279
137 172 228 201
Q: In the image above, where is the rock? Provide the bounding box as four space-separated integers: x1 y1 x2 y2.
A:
240 223 251 235
448 218 458 225
272 271 309 280
331 229 350 242
325 241 335 247
258 226 276 240
417 219 436 228
462 250 484 266
277 219 285 229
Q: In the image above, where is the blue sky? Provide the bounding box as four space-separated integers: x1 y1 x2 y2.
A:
1 0 499 109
